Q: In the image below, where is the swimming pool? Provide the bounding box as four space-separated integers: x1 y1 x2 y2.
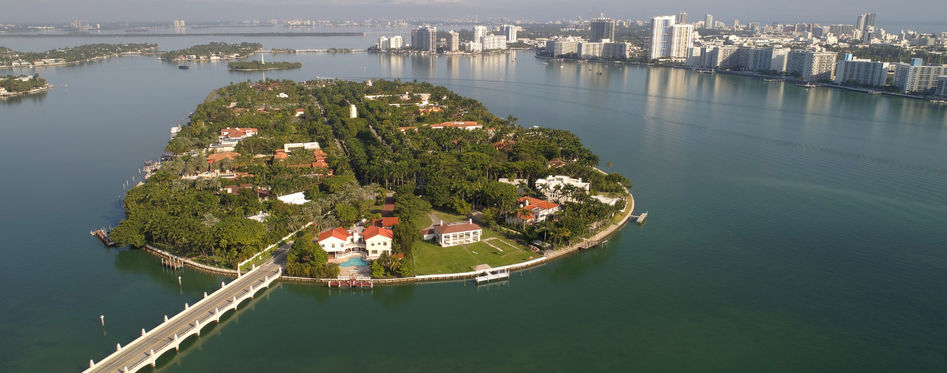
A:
339 256 370 267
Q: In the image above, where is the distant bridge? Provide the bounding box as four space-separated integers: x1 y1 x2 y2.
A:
84 262 281 373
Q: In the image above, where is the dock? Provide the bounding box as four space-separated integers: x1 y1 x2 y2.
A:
632 211 648 224
475 270 509 284
91 229 117 247
326 279 373 288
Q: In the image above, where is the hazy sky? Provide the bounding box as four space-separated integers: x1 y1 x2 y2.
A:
1 0 943 28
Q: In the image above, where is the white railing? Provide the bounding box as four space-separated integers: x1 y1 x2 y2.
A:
85 266 281 373
237 222 313 274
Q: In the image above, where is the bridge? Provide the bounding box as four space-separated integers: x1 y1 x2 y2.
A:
84 262 281 373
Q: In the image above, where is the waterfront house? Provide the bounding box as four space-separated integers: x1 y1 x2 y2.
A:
362 226 394 258
282 142 320 153
429 121 483 130
295 108 305 117
506 196 560 225
432 220 482 247
317 226 393 259
535 175 590 203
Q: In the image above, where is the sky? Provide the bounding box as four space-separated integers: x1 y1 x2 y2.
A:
1 0 944 29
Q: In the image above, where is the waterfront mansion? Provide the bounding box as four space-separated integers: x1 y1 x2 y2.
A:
317 225 394 259
535 175 590 203
422 220 483 247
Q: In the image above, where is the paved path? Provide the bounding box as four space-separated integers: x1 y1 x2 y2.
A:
85 262 281 373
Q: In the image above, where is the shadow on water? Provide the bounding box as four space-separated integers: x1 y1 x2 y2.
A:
284 280 418 306
112 248 224 293
537 235 624 283
146 283 281 372
0 92 47 105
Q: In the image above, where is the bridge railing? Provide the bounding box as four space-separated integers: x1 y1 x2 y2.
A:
85 266 280 372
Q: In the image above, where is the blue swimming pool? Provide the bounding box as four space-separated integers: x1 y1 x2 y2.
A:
339 256 370 267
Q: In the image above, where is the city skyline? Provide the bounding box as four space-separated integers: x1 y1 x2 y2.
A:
2 0 946 29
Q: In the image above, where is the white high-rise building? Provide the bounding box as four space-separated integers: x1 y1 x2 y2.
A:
546 37 578 57
446 31 460 52
787 50 837 81
704 13 714 29
389 35 403 49
482 34 507 50
893 62 947 93
411 26 436 52
473 25 488 43
835 58 889 86
577 42 604 58
499 25 517 42
603 42 633 60
649 15 677 60
669 24 695 61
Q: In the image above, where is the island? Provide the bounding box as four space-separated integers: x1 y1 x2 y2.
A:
228 60 302 71
160 42 262 62
0 43 158 69
109 79 634 283
0 73 51 98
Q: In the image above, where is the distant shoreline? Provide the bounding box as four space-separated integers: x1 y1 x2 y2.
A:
0 32 366 38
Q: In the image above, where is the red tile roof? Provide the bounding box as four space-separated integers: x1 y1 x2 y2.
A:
435 223 481 234
363 226 394 240
372 217 400 227
318 227 351 242
220 127 258 139
519 196 559 210
429 121 481 129
206 152 240 164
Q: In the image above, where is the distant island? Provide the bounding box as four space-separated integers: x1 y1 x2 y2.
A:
0 43 158 69
110 79 633 280
160 42 262 62
0 74 51 98
228 61 302 71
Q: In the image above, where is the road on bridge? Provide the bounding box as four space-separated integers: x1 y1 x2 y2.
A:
87 261 281 373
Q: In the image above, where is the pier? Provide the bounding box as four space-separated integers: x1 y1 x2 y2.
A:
84 262 281 373
633 211 649 224
475 270 510 284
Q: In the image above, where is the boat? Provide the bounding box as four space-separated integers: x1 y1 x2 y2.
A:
931 99 947 104
867 90 882 95
178 65 189 70
796 82 818 88
761 77 781 82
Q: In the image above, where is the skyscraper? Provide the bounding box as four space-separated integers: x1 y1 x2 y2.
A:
649 15 676 60
447 30 460 52
473 25 488 43
499 25 517 42
411 26 436 52
856 12 876 37
677 12 688 24
669 24 695 61
590 17 616 42
704 13 714 29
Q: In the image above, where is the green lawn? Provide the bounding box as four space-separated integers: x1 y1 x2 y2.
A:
431 209 468 224
413 227 537 275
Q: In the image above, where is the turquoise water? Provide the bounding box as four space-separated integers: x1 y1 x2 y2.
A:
1 37 946 372
339 256 370 267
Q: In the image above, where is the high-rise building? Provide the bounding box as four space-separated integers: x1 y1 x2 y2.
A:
856 12 876 39
787 50 837 81
669 24 695 61
603 42 633 60
577 42 604 58
677 12 688 24
893 62 947 93
835 58 889 86
704 13 714 29
590 17 616 42
649 15 677 60
378 36 403 50
411 26 436 52
482 34 507 50
446 31 460 52
499 25 517 42
546 37 578 57
473 25 488 43
935 76 947 97
172 20 186 32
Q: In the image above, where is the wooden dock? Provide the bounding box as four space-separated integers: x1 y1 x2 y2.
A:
91 229 117 247
633 211 648 224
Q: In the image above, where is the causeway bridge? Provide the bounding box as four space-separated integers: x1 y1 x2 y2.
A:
84 262 281 373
